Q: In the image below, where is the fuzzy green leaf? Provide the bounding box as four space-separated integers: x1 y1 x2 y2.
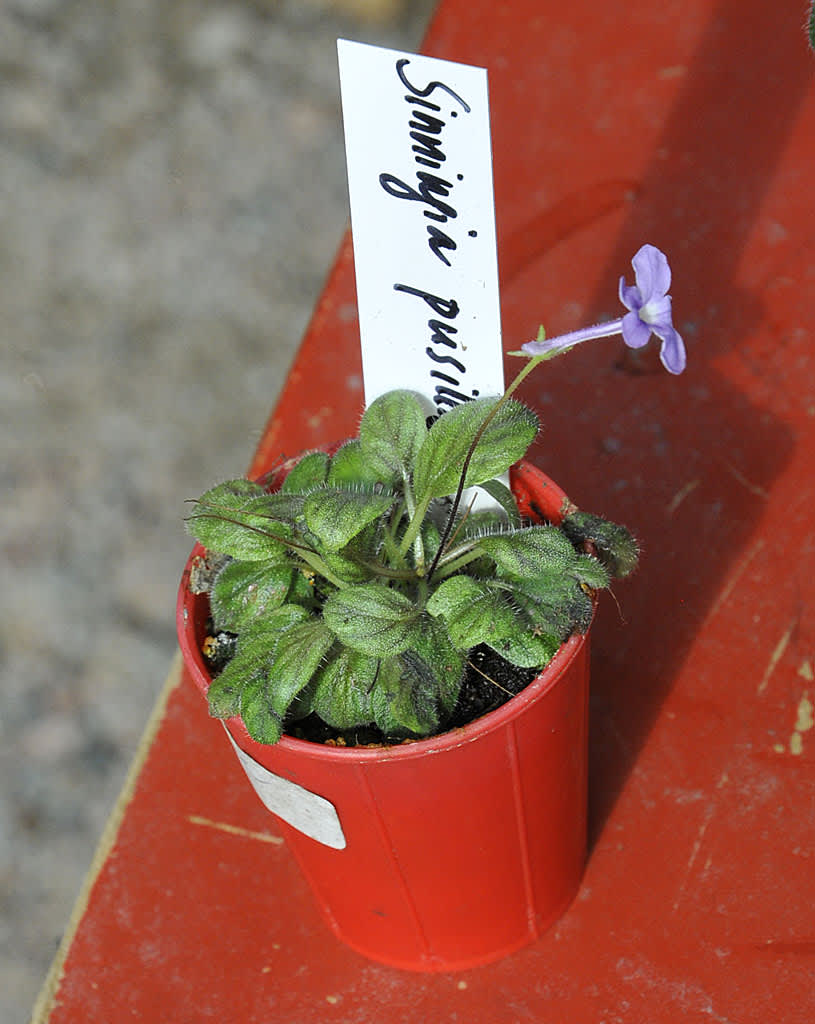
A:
427 576 557 669
560 511 639 578
421 517 442 564
359 389 428 481
206 663 255 719
234 605 310 666
370 655 440 736
426 576 519 649
486 629 560 669
322 583 421 657
322 550 375 584
240 676 284 744
311 648 378 729
572 555 610 590
478 525 578 580
241 619 335 744
481 524 607 617
303 486 397 553
411 615 465 715
280 451 330 493
479 478 522 528
454 509 512 541
413 398 538 501
511 576 594 636
327 440 395 487
210 560 293 632
192 479 265 504
269 620 336 709
186 483 292 561
204 605 308 720
251 491 306 529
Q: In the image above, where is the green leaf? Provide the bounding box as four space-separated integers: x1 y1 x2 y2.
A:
237 604 310 661
327 440 395 487
311 648 378 729
252 491 307 529
370 655 439 736
427 575 558 668
560 511 639 578
486 629 560 669
359 390 428 481
573 554 610 590
453 509 511 541
240 675 284 744
479 526 607 629
426 576 519 648
280 451 330 493
303 486 397 553
421 517 442 564
479 478 521 528
270 620 336 709
511 576 594 636
322 550 375 584
322 583 421 657
192 479 265 504
206 662 255 719
205 604 311 728
210 560 293 632
413 398 538 502
241 619 335 744
411 615 465 715
478 525 577 580
186 483 292 561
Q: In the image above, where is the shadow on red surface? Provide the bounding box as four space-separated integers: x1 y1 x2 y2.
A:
486 0 807 846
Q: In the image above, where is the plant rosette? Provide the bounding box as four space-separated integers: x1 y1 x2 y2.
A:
176 244 686 971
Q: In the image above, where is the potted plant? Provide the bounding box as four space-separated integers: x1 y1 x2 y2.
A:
177 244 685 971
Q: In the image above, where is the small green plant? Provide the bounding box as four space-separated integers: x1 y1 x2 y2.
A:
185 245 684 744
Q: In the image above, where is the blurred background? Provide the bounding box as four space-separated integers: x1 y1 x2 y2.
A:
1 1 435 1017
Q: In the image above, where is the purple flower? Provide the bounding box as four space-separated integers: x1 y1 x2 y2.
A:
618 245 686 374
521 244 686 374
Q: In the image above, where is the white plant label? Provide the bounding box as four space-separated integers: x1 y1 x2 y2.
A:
225 728 347 850
337 39 504 412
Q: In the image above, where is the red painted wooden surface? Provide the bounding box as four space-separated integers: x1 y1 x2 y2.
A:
36 0 815 1020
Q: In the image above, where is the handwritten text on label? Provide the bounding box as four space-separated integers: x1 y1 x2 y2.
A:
338 40 504 412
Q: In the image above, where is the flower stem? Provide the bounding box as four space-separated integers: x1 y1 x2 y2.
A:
398 494 431 560
432 545 484 579
520 318 624 357
401 473 425 572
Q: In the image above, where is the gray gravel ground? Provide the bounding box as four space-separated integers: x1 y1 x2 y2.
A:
1 1 434 1018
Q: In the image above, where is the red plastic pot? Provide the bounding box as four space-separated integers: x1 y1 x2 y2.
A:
177 457 591 972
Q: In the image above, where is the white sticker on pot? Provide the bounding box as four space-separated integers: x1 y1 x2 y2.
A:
224 728 346 850
337 39 504 413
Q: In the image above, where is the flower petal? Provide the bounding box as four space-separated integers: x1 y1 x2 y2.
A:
639 293 672 328
618 276 641 312
652 324 687 374
631 244 671 303
621 310 651 349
